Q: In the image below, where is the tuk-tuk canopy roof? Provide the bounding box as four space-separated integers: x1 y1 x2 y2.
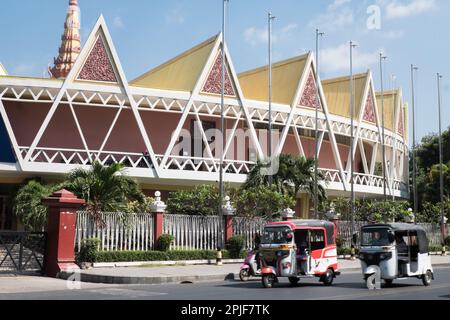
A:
266 220 335 229
363 223 426 232
266 220 336 246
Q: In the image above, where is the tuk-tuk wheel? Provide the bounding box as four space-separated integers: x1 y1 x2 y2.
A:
422 270 432 286
384 279 394 287
288 277 300 286
262 275 276 288
321 269 334 286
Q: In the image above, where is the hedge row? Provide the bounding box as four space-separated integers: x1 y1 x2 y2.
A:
88 249 246 263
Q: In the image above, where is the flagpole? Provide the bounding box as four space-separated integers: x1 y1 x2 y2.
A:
268 12 275 186
219 0 229 217
314 29 324 219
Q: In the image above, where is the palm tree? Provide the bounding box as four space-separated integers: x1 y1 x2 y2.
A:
65 162 145 225
244 154 326 202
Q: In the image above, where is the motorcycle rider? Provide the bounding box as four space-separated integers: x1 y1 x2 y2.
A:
254 232 261 271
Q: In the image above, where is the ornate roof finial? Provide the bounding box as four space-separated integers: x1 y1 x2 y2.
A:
49 0 81 79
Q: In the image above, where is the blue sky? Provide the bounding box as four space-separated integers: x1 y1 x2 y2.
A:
0 0 449 144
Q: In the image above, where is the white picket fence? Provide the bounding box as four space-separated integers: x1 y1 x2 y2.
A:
75 211 154 251
233 217 266 249
75 212 449 253
163 214 224 251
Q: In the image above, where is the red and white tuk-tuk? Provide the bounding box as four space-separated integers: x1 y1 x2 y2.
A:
260 220 340 288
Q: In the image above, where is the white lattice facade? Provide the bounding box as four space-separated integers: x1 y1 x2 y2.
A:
0 15 409 224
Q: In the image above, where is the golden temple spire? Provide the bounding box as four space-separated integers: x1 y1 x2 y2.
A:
49 0 81 79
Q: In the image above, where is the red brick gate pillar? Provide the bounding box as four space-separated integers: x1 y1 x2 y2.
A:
151 191 167 248
42 189 85 278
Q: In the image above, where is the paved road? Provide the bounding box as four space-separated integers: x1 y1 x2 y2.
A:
1 267 450 300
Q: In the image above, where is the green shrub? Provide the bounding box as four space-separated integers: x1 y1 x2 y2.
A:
429 244 443 253
445 236 450 247
337 247 352 256
92 249 243 263
336 236 345 249
227 235 245 259
78 238 101 263
157 234 175 252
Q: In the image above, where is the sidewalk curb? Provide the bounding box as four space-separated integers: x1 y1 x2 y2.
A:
59 271 239 285
59 261 450 285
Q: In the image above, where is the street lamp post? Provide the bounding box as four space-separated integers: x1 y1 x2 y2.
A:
350 41 357 259
410 65 419 223
219 0 229 217
314 29 324 219
380 53 388 202
268 12 275 186
437 73 446 250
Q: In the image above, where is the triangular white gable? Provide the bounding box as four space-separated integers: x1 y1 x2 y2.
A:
200 50 237 97
362 85 377 125
76 34 119 83
24 15 161 176
298 66 321 110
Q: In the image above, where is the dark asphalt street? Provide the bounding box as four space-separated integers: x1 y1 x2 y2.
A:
1 267 450 300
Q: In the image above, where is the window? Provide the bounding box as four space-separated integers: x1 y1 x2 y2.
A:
310 230 325 251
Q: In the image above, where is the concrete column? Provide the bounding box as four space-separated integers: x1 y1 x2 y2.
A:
151 191 167 247
42 189 85 278
222 196 235 243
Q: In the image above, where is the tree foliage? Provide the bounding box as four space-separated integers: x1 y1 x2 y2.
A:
244 154 326 202
13 180 62 231
167 184 295 218
65 162 145 224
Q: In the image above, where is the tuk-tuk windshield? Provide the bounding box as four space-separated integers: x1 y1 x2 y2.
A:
361 227 393 247
262 226 292 245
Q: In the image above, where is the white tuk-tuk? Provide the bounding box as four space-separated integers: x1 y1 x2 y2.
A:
355 223 434 289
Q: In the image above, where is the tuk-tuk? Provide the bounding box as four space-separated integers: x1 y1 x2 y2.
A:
260 220 340 288
355 223 434 289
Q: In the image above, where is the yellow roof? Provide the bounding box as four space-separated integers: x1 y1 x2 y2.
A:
322 73 369 119
376 89 400 131
0 63 7 76
130 34 218 92
238 53 309 105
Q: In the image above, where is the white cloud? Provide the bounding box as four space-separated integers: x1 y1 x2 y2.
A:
13 64 34 75
308 0 354 31
382 30 405 39
165 6 185 25
243 23 298 46
320 43 382 73
384 0 436 19
113 16 124 29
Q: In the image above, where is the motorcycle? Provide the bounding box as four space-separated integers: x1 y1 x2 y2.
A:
239 249 261 281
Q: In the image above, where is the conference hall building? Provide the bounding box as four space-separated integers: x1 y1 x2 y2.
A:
0 1 409 229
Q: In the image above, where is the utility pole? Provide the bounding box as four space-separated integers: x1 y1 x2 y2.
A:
380 53 388 202
268 12 275 186
437 73 446 249
410 65 418 223
350 41 357 259
314 29 324 219
219 0 229 217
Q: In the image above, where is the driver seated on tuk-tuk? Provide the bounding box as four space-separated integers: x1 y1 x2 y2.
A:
396 234 408 258
371 231 387 246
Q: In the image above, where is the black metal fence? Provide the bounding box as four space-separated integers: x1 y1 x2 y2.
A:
0 231 46 273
